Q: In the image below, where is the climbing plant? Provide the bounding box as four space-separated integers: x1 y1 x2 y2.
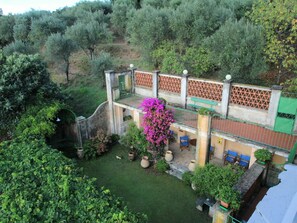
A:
140 98 174 155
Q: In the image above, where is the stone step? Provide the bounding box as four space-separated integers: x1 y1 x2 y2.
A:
166 162 189 180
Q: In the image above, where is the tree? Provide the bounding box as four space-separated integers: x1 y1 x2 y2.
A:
0 15 15 48
140 98 174 155
13 10 50 42
126 6 172 60
0 52 63 133
90 52 113 86
45 33 77 82
29 16 66 48
65 11 112 59
111 0 135 35
249 0 297 83
205 19 267 84
3 40 35 56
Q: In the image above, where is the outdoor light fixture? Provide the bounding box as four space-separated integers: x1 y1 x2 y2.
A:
183 69 188 75
225 74 232 80
56 117 61 122
129 64 134 68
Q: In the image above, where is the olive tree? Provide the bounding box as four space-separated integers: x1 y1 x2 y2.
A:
205 19 267 84
0 15 15 48
45 33 77 82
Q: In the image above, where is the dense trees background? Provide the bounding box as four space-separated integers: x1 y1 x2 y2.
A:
0 0 295 85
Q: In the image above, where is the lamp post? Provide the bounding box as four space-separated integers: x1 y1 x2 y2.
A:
129 64 136 94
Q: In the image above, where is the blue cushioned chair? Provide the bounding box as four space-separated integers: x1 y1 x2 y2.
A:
180 135 189 151
238 154 250 169
224 150 238 164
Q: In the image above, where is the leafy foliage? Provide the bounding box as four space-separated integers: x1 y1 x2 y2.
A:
254 149 272 162
120 122 149 155
249 0 297 83
140 98 174 154
15 103 61 139
0 139 146 222
45 33 77 82
65 10 113 59
111 0 136 35
191 164 243 199
152 41 214 76
0 15 15 47
205 19 267 84
90 52 114 85
0 52 63 133
2 40 35 56
217 185 241 210
155 159 169 173
82 139 98 160
182 171 193 186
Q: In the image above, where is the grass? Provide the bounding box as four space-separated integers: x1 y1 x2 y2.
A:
78 144 211 223
62 75 107 117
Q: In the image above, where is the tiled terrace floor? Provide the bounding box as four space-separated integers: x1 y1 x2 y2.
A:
116 95 198 129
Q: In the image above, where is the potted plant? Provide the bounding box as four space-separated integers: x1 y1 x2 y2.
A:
254 149 272 165
128 146 136 161
217 186 240 211
76 146 84 159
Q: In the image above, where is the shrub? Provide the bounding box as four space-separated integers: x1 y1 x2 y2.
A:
82 139 97 160
191 164 244 197
155 159 170 173
120 122 149 155
0 139 146 222
217 185 241 210
254 149 272 162
182 171 193 186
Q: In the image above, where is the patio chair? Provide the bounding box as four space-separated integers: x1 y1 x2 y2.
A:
209 146 215 160
238 154 250 169
180 135 189 151
224 150 238 165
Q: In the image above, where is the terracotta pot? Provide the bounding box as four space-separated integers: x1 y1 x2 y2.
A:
220 200 229 209
141 156 150 168
165 150 173 162
191 182 197 191
77 149 84 159
128 152 135 161
188 160 196 172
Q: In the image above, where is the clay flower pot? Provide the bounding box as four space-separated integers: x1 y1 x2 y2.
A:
165 150 173 162
140 156 150 168
188 160 196 172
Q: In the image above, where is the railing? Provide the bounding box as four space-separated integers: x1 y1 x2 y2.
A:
135 71 153 88
159 74 181 94
230 84 271 110
187 78 223 101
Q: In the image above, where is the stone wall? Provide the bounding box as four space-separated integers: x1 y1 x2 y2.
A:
77 101 110 143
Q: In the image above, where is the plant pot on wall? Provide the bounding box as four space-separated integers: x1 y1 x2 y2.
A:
220 200 229 209
141 156 150 168
165 150 173 162
77 148 84 159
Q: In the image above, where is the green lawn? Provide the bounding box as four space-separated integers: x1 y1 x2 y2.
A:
62 75 107 117
78 144 211 223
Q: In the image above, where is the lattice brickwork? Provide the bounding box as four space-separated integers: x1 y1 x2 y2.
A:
188 80 223 101
159 75 181 94
230 86 271 110
135 71 153 88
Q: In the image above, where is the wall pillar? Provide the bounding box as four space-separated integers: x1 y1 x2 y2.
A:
196 114 212 166
133 110 141 128
153 70 160 98
105 70 116 133
267 85 282 128
250 147 257 168
212 203 232 223
221 79 232 118
130 67 137 94
114 105 124 135
181 72 189 108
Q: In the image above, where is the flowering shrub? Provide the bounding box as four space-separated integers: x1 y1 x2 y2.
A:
140 98 174 154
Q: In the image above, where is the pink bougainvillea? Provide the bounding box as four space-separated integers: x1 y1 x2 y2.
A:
140 98 174 153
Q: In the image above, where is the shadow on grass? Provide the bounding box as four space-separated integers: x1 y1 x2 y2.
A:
78 144 211 223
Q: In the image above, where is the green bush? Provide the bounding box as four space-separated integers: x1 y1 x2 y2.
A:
155 159 170 173
82 139 97 160
120 122 149 155
217 186 241 210
191 164 244 198
0 139 146 222
254 149 272 162
182 171 193 186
